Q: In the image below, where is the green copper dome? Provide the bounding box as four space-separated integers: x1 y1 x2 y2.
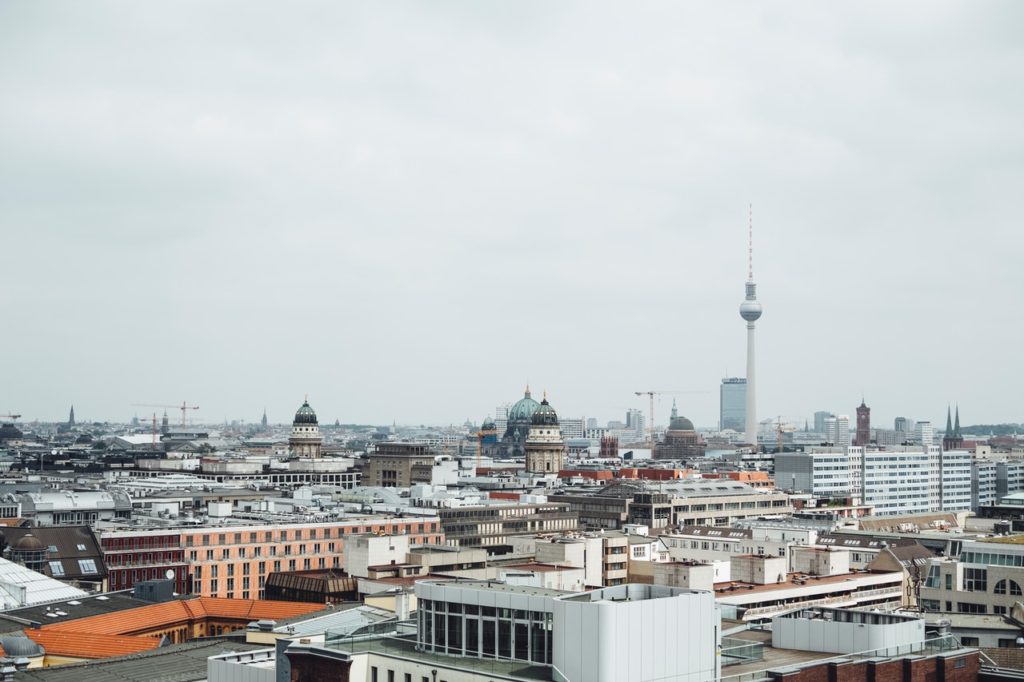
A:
669 416 695 431
508 387 540 422
531 396 559 426
294 398 318 425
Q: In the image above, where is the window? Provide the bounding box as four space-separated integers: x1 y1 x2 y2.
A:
957 602 986 614
49 561 65 576
964 568 987 592
995 579 1023 596
78 559 98 574
76 543 86 551
47 545 58 553
960 637 980 646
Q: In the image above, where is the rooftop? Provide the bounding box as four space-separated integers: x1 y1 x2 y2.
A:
714 570 902 599
12 638 266 682
320 634 551 681
41 597 326 636
420 579 567 598
0 591 151 631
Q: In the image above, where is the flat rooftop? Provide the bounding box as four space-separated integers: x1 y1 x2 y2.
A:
422 580 567 598
714 570 901 597
323 634 551 681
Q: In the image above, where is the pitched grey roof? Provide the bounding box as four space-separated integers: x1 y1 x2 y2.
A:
14 639 265 682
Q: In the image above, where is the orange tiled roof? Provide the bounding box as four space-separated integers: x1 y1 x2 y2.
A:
24 628 162 659
42 597 325 636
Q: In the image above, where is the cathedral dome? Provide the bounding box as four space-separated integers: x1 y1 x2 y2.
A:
508 388 540 423
481 416 496 430
531 397 559 426
293 399 318 426
669 415 695 431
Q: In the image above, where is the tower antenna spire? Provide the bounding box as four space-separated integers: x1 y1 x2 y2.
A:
748 203 754 282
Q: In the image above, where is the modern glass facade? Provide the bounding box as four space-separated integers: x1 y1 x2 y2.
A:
720 378 746 431
417 597 553 664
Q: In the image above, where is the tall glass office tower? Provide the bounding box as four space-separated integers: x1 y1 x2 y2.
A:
720 377 747 431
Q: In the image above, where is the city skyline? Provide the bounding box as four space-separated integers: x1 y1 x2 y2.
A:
8 394 1004 435
2 3 1022 427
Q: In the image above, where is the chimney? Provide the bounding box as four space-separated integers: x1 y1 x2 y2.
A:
395 591 411 620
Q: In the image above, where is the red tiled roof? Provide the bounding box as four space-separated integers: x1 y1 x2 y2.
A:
42 597 326 637
24 628 162 659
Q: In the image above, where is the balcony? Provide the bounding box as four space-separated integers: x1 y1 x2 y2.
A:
739 586 902 620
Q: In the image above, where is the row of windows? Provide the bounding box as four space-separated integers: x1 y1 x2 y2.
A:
48 559 98 576
185 523 437 546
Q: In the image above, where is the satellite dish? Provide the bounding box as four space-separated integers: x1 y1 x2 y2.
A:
165 569 175 580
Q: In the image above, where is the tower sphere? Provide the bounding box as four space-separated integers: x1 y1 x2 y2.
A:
739 300 762 322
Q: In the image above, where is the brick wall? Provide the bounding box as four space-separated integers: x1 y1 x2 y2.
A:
767 650 980 682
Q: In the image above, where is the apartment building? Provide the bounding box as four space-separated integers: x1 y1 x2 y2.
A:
661 525 818 564
919 539 1024 616
101 516 443 598
437 501 577 549
775 447 973 515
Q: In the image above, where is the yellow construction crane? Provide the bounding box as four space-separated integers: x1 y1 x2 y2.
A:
131 401 199 427
633 390 709 448
769 416 800 453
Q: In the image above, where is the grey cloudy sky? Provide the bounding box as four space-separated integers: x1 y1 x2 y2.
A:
2 2 1022 429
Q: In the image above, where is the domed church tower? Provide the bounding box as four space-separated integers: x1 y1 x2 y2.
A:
501 386 541 456
289 396 323 458
525 393 565 474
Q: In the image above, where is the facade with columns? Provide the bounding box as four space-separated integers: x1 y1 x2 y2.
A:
289 398 322 459
525 395 565 474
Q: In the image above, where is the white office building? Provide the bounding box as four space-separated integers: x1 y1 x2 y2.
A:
915 421 934 446
415 580 720 682
939 449 973 512
863 449 931 515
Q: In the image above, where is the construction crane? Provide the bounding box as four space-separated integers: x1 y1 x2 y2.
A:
769 416 800 453
633 390 709 448
0 414 21 422
131 402 199 427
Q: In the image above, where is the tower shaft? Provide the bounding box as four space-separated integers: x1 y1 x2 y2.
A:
745 322 757 445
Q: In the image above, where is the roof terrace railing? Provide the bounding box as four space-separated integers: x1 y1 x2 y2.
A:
720 634 967 682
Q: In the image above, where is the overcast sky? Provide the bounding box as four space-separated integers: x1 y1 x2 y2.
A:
2 2 1021 429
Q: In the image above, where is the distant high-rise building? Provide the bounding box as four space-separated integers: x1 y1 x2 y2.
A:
719 378 746 431
894 416 914 436
824 416 838 444
625 408 645 439
813 411 834 435
836 415 851 447
586 417 598 430
855 400 871 446
915 421 934 445
738 207 763 446
494 403 511 443
68 405 75 426
559 418 585 440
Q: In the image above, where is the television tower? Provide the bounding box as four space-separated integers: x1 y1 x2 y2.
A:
739 205 763 447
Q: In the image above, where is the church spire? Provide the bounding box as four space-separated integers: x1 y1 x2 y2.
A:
954 405 961 437
945 405 953 435
670 399 679 421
